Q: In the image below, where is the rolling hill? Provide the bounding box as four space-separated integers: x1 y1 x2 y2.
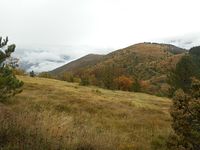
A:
50 54 104 75
0 76 171 150
50 42 187 95
51 43 186 75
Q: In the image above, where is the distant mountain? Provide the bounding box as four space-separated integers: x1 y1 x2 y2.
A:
49 54 104 75
50 42 187 95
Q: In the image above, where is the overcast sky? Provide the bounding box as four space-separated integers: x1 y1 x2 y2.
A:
1 0 200 72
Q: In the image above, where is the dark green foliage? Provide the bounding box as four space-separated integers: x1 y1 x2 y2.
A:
168 46 200 149
0 37 23 102
189 46 200 79
189 46 200 57
132 78 141 92
30 70 35 77
168 79 200 150
151 135 167 150
167 55 198 96
168 46 200 97
101 65 115 89
0 67 23 102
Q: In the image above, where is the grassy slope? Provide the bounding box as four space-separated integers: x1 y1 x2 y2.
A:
0 76 172 150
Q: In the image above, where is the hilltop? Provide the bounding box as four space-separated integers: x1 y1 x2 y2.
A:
0 76 171 150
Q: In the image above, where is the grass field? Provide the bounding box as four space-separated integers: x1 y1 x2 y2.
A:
0 76 172 150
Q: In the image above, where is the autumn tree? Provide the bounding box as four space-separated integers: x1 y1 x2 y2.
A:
0 37 23 102
114 75 133 91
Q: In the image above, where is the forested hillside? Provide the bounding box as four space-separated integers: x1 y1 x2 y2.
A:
50 43 186 96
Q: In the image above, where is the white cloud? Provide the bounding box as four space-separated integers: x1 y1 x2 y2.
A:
1 0 200 48
13 45 113 72
157 33 200 49
1 0 200 71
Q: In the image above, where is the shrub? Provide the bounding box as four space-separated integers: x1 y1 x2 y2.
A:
30 70 35 77
38 72 52 79
80 75 90 86
57 72 74 82
131 78 141 92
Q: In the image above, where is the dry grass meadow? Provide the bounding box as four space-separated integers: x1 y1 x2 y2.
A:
0 76 172 150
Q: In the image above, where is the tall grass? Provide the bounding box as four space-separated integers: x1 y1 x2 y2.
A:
0 76 172 150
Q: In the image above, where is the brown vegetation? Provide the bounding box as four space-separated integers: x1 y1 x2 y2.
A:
0 76 172 150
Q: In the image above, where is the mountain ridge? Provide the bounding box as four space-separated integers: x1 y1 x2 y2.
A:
50 42 186 74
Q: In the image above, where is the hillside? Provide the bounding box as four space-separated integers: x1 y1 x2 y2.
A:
50 42 186 95
50 54 104 75
0 76 171 150
51 43 186 75
91 43 186 79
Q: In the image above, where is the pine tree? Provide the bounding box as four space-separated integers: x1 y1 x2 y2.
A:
0 37 23 102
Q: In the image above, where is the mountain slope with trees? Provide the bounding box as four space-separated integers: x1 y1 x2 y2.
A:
50 42 186 96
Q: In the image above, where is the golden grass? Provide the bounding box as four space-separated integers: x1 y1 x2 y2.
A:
0 76 172 150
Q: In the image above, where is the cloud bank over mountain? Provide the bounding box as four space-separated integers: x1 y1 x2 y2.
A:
13 45 113 72
1 0 200 72
162 33 200 49
13 33 200 72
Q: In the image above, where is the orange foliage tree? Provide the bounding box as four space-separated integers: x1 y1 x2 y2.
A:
114 76 133 91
